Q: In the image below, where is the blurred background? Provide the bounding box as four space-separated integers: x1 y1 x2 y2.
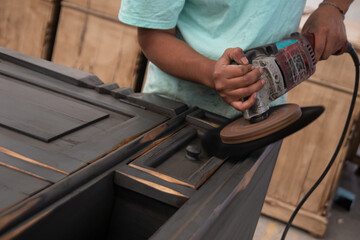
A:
0 0 359 239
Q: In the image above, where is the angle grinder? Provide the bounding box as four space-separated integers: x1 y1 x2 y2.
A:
202 32 350 157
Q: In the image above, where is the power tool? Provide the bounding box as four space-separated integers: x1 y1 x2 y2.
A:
243 32 316 122
219 32 346 145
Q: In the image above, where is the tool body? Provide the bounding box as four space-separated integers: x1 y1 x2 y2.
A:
243 33 316 122
219 32 348 145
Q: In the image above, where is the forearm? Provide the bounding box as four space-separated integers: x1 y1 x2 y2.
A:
138 28 216 89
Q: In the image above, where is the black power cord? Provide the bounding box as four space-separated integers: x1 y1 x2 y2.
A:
281 43 360 239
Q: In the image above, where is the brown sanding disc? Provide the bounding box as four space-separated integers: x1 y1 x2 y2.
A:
220 104 302 144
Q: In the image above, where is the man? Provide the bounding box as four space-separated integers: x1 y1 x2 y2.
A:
119 0 352 118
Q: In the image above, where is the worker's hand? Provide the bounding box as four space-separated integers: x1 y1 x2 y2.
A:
212 47 265 112
302 4 347 61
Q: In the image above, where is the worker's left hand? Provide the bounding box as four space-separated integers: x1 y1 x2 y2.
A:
302 4 347 61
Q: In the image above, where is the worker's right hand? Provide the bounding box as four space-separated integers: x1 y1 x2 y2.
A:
212 47 265 112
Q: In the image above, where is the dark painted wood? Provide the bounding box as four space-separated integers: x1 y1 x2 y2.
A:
110 87 134 99
0 47 103 88
130 126 226 189
95 83 119 94
0 54 167 170
150 142 282 240
2 173 115 240
0 48 283 240
186 108 230 130
0 109 189 235
0 166 50 212
107 186 178 240
114 165 195 207
0 57 165 123
0 132 84 174
0 47 173 234
127 93 188 117
0 142 282 240
0 153 66 183
0 76 109 142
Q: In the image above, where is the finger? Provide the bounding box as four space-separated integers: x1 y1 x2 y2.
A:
223 64 254 79
225 68 263 88
226 78 265 100
218 47 248 66
333 30 347 55
313 32 326 62
231 92 257 112
229 47 249 65
322 33 336 60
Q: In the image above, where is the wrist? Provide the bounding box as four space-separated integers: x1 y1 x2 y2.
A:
319 0 353 16
200 59 216 89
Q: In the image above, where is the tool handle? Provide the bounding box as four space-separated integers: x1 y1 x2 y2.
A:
302 33 349 56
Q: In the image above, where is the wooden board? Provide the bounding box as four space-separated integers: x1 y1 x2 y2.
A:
115 166 195 208
345 112 360 165
62 0 122 19
0 151 66 183
0 166 50 213
262 80 360 236
0 76 108 142
152 143 282 240
129 126 226 190
0 0 59 59
52 6 143 90
0 47 170 224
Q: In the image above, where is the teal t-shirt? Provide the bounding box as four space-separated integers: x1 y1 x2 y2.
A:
119 0 306 118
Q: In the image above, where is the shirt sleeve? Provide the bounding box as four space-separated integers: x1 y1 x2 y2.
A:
119 0 185 29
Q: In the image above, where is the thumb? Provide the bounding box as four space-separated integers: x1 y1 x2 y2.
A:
218 47 249 65
230 47 249 65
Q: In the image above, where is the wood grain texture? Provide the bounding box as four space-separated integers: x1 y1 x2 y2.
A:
115 165 194 208
62 0 122 19
345 112 360 165
0 0 58 59
127 93 188 117
262 196 328 237
0 166 50 213
264 80 360 236
151 142 282 240
0 152 66 183
52 6 143 89
0 76 108 142
0 55 166 171
0 47 104 88
130 126 226 190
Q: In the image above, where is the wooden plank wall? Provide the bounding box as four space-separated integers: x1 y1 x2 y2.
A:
0 0 146 90
0 0 59 59
51 1 145 90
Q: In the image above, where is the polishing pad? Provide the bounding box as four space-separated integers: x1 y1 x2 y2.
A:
201 105 324 158
220 104 302 144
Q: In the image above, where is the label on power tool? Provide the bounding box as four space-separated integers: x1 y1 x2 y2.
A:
275 39 314 91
